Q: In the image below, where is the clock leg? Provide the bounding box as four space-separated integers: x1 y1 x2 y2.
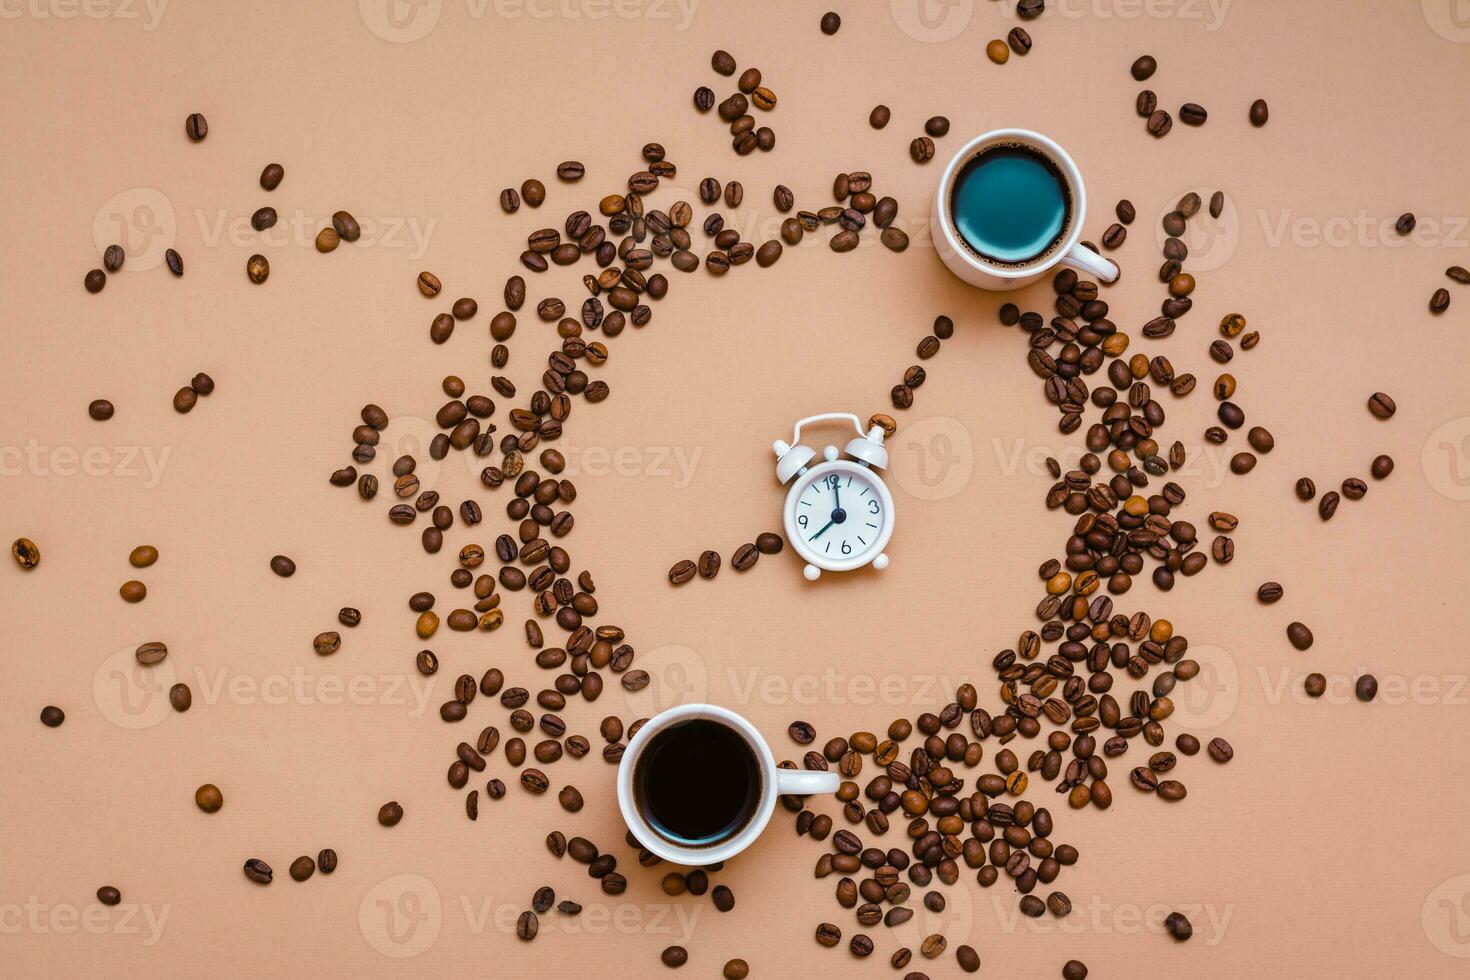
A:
803 564 821 581
873 553 889 570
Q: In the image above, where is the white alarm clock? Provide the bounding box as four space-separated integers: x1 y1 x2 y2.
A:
773 413 895 581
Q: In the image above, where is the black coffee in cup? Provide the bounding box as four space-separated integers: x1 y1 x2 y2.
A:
949 142 1072 267
633 719 761 847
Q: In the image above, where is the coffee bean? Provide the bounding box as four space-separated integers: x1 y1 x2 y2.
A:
1131 55 1157 80
816 923 842 947
87 398 115 421
173 385 198 413
1137 89 1158 117
332 211 360 242
314 848 336 874
697 550 721 579
1356 675 1379 702
669 559 696 585
1064 960 1089 980
732 543 759 571
313 631 341 656
694 86 715 112
1296 477 1316 501
517 910 538 941
289 856 316 882
521 179 546 207
270 555 296 577
378 801 403 826
120 580 146 603
1246 426 1274 453
243 859 272 885
1319 491 1340 520
661 946 689 968
1305 673 1326 698
165 249 184 276
869 105 890 129
1258 582 1283 603
246 254 269 284
712 49 736 74
1165 912 1193 941
1367 391 1396 419
170 683 191 712
1101 223 1126 249
1210 191 1225 218
1180 103 1208 125
851 935 874 957
85 268 106 293
103 244 124 271
910 136 935 163
40 705 64 727
820 10 840 33
258 162 284 190
135 641 168 665
1371 454 1394 479
987 39 1009 64
1250 98 1270 126
1286 622 1313 651
1342 477 1368 500
1147 109 1173 137
195 783 223 812
1396 212 1416 236
1207 738 1233 763
557 161 585 182
95 885 122 906
191 373 214 396
1431 288 1451 314
925 116 950 137
1008 27 1033 54
921 934 947 958
251 206 277 231
184 112 208 141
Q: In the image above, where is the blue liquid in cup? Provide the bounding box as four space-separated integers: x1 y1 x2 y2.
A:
950 144 1071 266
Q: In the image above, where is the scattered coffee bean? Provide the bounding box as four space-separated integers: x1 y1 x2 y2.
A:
195 783 223 812
270 555 296 577
243 859 272 885
260 163 284 190
1165 911 1193 941
290 856 316 882
987 39 1010 64
1371 454 1394 479
1286 622 1314 651
378 801 403 826
40 705 64 727
1131 55 1157 80
89 399 114 421
820 10 840 34
1356 675 1378 702
1250 98 1270 126
869 105 890 129
184 112 208 141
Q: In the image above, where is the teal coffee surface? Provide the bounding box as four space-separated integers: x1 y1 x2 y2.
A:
950 145 1070 265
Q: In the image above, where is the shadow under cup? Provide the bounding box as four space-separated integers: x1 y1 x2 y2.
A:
632 718 764 849
947 139 1076 269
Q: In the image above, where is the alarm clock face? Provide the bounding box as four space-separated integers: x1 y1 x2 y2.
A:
786 462 893 571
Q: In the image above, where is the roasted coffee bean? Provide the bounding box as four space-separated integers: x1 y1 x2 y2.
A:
40 705 64 727
1147 109 1173 137
661 945 689 968
693 86 715 111
815 923 842 947
732 543 759 571
251 206 277 231
1179 103 1208 125
756 532 784 554
869 105 890 129
711 49 736 74
135 641 168 665
1131 55 1157 80
517 911 538 941
169 683 192 712
1371 454 1394 479
1356 675 1379 702
1249 98 1269 126
1258 582 1283 603
556 161 585 181
270 554 296 577
165 248 183 275
1367 391 1396 419
88 398 115 420
1342 477 1368 500
1207 738 1233 763
698 550 721 579
910 137 935 163
184 112 208 141
1137 89 1158 117
1396 212 1416 236
1008 26 1032 54
820 10 841 33
1165 911 1193 941
1286 622 1314 651
669 559 696 585
289 855 316 882
378 801 403 826
243 859 272 885
1296 477 1316 501
195 783 224 812
1431 288 1451 314
1319 491 1340 521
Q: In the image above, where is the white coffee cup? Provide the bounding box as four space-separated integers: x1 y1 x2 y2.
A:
617 703 840 865
932 128 1118 291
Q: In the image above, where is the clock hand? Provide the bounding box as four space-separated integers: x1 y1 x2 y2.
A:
832 481 841 511
808 518 836 542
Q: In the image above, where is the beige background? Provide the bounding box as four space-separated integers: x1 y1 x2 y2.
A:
4 1 1470 977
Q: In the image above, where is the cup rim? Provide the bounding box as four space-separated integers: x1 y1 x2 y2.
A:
934 127 1088 279
617 703 779 866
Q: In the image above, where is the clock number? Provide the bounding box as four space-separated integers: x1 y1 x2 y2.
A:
868 499 880 514
840 541 852 555
797 514 808 528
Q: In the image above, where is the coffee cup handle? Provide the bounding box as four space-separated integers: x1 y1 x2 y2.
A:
1061 242 1119 283
774 769 841 795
